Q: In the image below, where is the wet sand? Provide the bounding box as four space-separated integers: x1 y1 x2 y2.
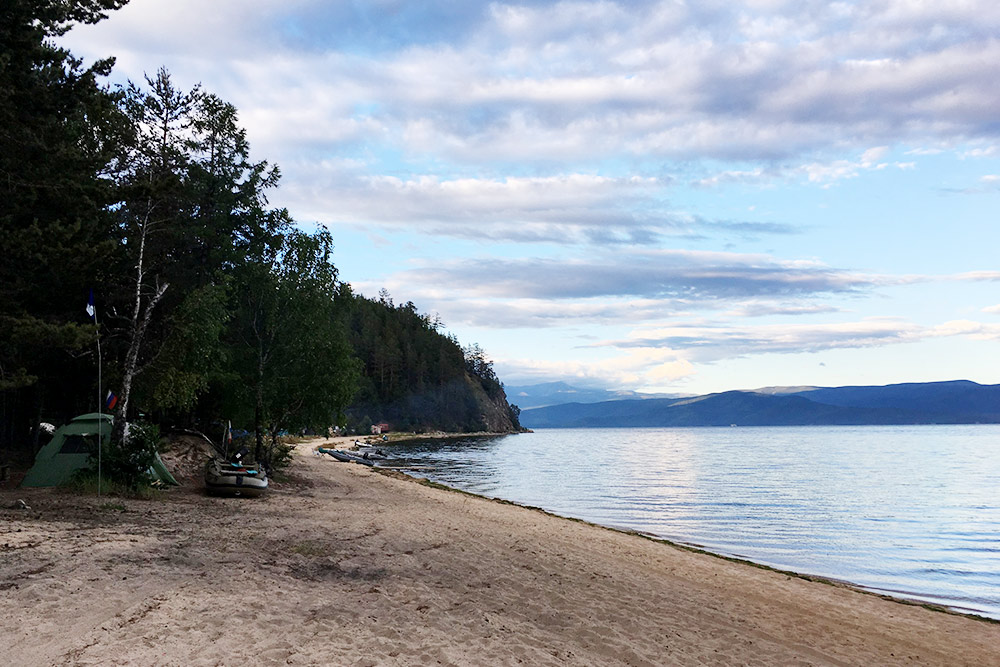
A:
2 436 998 665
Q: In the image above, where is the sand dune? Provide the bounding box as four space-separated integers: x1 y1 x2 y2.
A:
2 437 998 666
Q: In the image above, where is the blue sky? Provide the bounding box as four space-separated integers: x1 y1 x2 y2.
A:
61 0 1000 395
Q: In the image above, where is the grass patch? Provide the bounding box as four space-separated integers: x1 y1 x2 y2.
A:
98 501 128 513
290 541 328 557
63 472 160 499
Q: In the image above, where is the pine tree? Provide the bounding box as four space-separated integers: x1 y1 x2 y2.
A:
0 0 129 450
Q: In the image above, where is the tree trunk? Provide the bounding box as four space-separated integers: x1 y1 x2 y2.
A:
30 389 43 454
254 341 264 462
114 209 168 445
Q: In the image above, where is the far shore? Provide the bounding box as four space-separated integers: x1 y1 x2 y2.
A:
1 435 998 665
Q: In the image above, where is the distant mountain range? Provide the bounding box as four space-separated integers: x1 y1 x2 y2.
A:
505 381 678 410
518 380 1000 428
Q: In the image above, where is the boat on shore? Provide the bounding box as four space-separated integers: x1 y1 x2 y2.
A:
317 447 379 466
205 458 269 496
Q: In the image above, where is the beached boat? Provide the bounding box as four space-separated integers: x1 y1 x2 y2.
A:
205 458 269 496
318 447 376 466
319 447 354 462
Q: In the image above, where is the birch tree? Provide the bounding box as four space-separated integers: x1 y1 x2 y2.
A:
110 68 199 443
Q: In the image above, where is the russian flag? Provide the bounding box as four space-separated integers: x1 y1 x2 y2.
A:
105 390 118 411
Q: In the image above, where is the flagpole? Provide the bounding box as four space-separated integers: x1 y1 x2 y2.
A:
88 289 102 497
96 314 102 498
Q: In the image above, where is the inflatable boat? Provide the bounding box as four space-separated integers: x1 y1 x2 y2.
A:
205 458 268 496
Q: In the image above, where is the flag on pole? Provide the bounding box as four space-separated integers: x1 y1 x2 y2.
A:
226 420 233 445
105 390 118 411
86 289 95 318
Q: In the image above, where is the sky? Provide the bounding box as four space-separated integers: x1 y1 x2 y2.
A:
60 0 1000 395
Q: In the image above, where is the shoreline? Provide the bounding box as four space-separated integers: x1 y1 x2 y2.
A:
331 429 521 449
371 460 999 625
316 435 1000 627
2 437 998 664
368 427 1000 623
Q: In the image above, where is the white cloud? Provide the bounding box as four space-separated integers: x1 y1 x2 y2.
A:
949 173 1000 194
51 0 1000 393
286 171 673 239
605 316 1000 361
280 168 793 244
724 301 842 317
381 249 884 302
965 146 1000 158
497 347 696 390
947 271 1000 281
694 148 921 189
60 0 1000 170
497 315 1000 389
613 317 924 358
359 251 1000 331
929 319 1000 340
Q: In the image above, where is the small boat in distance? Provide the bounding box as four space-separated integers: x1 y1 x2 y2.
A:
205 458 269 496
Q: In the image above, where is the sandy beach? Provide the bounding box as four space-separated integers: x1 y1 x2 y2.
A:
2 436 998 666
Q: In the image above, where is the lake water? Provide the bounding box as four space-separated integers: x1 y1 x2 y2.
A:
382 426 1000 619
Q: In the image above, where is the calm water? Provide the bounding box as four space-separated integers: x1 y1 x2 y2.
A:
383 426 1000 619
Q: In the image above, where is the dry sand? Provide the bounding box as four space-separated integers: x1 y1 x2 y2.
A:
2 435 998 666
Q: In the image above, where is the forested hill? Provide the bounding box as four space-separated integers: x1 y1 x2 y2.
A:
0 1 521 465
339 288 523 434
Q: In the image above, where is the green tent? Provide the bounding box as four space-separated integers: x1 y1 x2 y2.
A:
21 413 178 487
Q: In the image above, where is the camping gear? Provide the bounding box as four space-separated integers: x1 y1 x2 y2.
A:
20 413 179 487
205 458 268 496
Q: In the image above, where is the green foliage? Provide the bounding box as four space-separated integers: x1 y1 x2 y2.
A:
342 290 465 404
95 420 160 491
141 283 230 413
0 316 94 390
0 0 129 440
266 439 296 472
290 541 327 557
8 0 130 38
227 226 360 463
66 473 158 499
117 422 157 480
0 1 519 460
340 291 522 433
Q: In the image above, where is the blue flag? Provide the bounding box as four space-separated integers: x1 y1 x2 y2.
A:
85 289 95 318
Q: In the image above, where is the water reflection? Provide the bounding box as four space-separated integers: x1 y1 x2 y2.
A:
384 425 1000 619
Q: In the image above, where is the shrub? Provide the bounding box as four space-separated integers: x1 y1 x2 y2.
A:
81 420 160 494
